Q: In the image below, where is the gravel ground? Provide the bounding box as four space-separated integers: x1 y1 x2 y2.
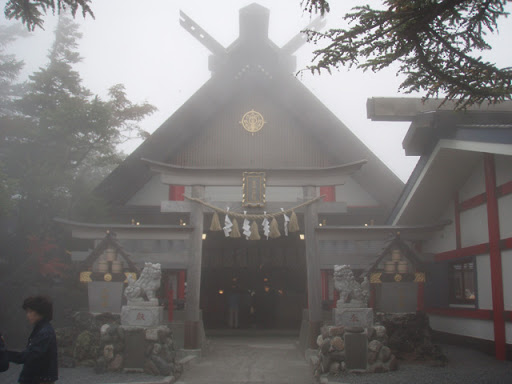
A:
0 364 166 384
1 342 512 384
328 344 512 384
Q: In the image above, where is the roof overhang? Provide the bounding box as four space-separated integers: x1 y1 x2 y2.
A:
367 97 512 122
392 139 512 226
143 158 367 187
55 218 194 240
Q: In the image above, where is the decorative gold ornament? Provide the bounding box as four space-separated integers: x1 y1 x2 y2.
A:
80 271 92 283
394 273 403 282
370 272 382 284
240 110 265 134
104 273 112 282
414 272 426 283
124 272 137 283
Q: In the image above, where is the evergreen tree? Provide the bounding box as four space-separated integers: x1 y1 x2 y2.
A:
0 24 27 116
4 0 94 31
304 0 512 107
0 24 26 216
1 16 155 235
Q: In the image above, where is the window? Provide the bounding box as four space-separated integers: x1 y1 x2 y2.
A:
450 260 476 304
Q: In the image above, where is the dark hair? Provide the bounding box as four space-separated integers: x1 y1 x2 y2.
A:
22 296 53 321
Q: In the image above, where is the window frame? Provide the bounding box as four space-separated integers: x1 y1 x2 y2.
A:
449 257 477 305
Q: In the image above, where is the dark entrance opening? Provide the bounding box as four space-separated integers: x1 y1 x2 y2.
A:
200 233 306 330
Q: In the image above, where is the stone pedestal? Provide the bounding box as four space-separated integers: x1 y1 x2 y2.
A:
121 304 164 327
333 306 373 372
344 331 368 370
88 281 124 314
334 306 373 328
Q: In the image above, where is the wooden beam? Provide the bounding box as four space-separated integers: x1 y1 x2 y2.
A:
54 218 193 240
143 158 367 187
179 10 226 56
161 200 348 215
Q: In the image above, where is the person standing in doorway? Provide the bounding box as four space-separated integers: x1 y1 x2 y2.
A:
7 296 58 384
0 332 8 372
228 288 241 329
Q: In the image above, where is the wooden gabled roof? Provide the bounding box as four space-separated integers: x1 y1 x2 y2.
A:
94 3 403 216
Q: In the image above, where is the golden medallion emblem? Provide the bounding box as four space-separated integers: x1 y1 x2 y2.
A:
104 273 113 282
240 110 265 134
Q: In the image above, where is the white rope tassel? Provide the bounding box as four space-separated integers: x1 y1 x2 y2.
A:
242 211 251 240
281 208 290 236
262 212 270 240
223 207 233 237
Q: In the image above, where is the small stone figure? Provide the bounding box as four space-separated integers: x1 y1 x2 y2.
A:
124 263 162 305
334 265 370 308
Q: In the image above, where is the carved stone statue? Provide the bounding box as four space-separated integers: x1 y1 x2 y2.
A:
124 262 162 305
334 265 370 308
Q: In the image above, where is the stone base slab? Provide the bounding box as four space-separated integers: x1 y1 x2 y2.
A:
334 307 373 328
121 305 164 327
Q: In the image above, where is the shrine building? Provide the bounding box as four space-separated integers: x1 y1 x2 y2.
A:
57 4 512 360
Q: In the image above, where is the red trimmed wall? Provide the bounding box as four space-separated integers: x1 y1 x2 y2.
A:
429 154 512 360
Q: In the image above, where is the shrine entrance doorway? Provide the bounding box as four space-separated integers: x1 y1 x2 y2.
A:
200 233 307 330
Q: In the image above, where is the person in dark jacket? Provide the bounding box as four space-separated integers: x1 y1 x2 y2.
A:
8 296 58 384
0 332 8 372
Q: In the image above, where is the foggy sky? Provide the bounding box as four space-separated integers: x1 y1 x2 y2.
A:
2 0 511 182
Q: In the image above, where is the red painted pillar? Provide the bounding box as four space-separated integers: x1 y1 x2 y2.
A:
321 270 329 301
320 186 336 202
168 289 174 322
169 185 185 201
332 289 339 309
177 270 186 300
369 285 376 309
417 282 425 312
484 153 506 360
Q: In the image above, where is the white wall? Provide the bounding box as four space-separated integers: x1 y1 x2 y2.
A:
429 315 495 341
495 154 512 239
422 200 456 254
502 249 512 311
476 254 492 310
460 204 489 247
494 154 512 186
506 323 512 344
459 159 484 201
498 194 512 240
127 175 169 206
335 177 378 207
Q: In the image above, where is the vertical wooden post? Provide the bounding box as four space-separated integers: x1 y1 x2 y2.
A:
184 185 204 350
321 270 328 302
177 270 186 300
484 153 506 360
303 186 322 349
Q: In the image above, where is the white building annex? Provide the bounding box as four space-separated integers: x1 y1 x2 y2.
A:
371 98 512 360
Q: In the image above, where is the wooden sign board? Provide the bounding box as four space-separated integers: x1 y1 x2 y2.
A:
242 172 266 207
